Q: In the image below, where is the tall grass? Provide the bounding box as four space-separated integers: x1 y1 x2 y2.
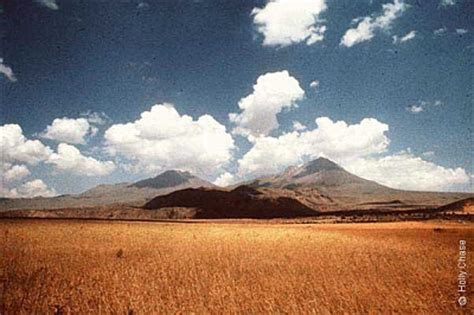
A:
0 220 472 314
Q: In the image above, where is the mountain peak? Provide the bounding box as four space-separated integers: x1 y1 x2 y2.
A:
294 157 342 178
157 170 193 178
131 169 195 189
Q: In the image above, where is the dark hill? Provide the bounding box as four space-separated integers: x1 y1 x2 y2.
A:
143 186 317 219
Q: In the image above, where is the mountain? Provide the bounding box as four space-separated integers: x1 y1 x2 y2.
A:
80 170 213 199
0 170 214 210
250 157 391 194
245 157 471 211
141 157 472 217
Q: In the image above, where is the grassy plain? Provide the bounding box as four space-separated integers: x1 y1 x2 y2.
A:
0 219 472 314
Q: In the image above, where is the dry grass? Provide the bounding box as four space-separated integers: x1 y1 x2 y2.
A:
0 219 472 314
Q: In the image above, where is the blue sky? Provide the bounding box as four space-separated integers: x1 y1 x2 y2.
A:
0 0 472 196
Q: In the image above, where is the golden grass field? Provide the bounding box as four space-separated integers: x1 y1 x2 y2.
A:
0 219 472 314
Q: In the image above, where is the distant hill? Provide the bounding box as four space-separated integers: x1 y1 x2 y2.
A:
0 170 214 210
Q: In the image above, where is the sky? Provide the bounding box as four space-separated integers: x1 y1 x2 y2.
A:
0 0 472 197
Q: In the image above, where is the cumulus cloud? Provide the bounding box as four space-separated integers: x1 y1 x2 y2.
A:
0 123 115 197
35 0 59 10
340 0 408 47
0 124 52 165
104 104 235 177
2 164 30 182
456 28 468 35
47 143 116 176
41 113 109 144
344 152 470 191
0 179 57 198
237 117 390 178
42 118 92 144
392 30 416 44
0 125 57 197
0 58 17 82
229 71 305 137
252 0 327 47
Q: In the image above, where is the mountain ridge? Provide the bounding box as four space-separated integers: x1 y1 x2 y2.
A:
0 159 472 215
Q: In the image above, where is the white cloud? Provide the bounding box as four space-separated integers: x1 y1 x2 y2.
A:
1 179 57 198
2 164 30 182
252 0 327 47
341 0 408 47
344 152 470 191
392 30 416 44
0 124 52 165
456 28 468 35
0 58 17 82
35 0 59 10
407 105 424 113
434 27 447 36
0 125 58 198
42 117 93 144
309 80 320 90
42 113 108 144
440 0 456 7
105 104 235 177
213 172 236 187
229 71 305 137
292 121 307 131
237 117 389 178
47 143 116 176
